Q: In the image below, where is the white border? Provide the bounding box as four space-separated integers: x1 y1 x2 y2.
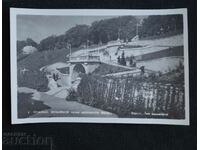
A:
197 0 199 147
0 1 2 149
10 8 189 125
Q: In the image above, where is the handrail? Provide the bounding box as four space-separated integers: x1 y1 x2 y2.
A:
69 55 100 61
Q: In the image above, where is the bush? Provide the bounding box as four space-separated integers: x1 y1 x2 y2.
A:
77 74 185 119
18 93 50 118
18 69 49 92
93 63 129 75
66 89 78 101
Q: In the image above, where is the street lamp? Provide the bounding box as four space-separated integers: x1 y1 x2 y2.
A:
86 40 89 49
67 43 71 61
136 23 139 36
69 43 71 56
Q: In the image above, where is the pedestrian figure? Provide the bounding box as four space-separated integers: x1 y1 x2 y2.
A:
53 73 56 81
121 51 126 66
132 55 136 67
117 56 121 64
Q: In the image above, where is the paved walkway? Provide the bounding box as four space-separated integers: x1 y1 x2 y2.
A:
45 86 70 98
29 92 118 118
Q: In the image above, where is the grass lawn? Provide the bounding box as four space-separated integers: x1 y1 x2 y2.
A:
139 46 183 61
92 63 130 75
17 47 83 91
18 93 50 118
140 31 183 40
18 49 69 70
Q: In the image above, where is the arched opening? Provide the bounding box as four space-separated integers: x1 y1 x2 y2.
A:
71 64 86 83
73 64 86 74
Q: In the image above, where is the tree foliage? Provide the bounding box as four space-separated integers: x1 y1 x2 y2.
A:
77 74 185 118
65 25 89 47
140 15 183 38
17 38 38 55
33 15 183 52
18 69 49 92
89 16 138 44
37 16 138 51
38 25 89 51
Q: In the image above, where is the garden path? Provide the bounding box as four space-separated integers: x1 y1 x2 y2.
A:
30 92 118 118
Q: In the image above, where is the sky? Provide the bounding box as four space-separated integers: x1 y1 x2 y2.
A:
17 15 115 43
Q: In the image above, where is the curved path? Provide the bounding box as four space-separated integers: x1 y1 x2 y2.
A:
18 87 118 118
30 93 118 118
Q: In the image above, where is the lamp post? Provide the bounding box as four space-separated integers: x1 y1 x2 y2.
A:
86 40 89 49
69 43 71 57
118 28 121 40
136 23 142 40
136 23 139 36
67 43 71 61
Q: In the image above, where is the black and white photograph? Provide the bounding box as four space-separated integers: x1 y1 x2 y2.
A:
10 8 189 125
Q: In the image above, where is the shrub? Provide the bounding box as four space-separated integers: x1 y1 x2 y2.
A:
18 93 50 118
18 69 49 92
66 89 78 101
77 74 184 119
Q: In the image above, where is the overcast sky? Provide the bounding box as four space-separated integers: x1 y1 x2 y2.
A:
17 15 116 43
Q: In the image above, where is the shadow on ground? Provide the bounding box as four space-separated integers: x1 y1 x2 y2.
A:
18 93 50 118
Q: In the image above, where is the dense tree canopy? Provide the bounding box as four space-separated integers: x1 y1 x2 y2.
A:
36 16 138 51
23 15 183 52
38 25 89 51
17 38 38 54
89 16 138 44
140 15 183 38
64 25 89 47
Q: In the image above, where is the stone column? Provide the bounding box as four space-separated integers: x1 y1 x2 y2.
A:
84 63 88 74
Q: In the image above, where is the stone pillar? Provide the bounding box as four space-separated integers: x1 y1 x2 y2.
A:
84 63 88 74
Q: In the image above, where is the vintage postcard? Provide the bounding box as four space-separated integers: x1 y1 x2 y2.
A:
10 8 189 125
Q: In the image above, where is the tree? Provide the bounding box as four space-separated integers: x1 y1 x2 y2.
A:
140 66 145 75
17 40 27 55
38 25 89 51
64 24 89 48
140 15 183 38
129 57 133 66
121 51 126 66
117 56 121 64
66 89 78 101
26 38 38 48
31 16 139 52
17 38 38 55
38 35 57 51
89 16 138 44
129 55 136 67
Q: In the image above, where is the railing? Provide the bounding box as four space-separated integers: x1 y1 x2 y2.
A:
77 75 185 119
69 55 100 62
